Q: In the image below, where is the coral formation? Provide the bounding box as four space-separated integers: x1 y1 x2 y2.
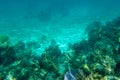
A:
0 35 9 49
0 16 120 80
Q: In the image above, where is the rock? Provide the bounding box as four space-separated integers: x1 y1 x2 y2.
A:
0 35 9 50
0 35 9 44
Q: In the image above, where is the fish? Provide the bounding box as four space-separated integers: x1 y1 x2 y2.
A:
64 70 79 80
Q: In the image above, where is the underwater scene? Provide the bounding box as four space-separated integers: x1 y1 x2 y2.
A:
0 0 120 80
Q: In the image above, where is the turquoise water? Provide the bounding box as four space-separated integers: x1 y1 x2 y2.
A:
0 0 120 51
0 0 120 80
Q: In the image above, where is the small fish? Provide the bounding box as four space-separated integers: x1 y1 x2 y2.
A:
64 70 78 80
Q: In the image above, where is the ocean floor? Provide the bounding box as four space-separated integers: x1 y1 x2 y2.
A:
0 14 120 80
0 14 118 52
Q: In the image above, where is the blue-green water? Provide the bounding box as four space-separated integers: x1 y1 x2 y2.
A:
0 0 120 51
0 0 120 80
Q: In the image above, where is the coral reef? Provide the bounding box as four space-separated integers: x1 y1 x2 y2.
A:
0 16 120 80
